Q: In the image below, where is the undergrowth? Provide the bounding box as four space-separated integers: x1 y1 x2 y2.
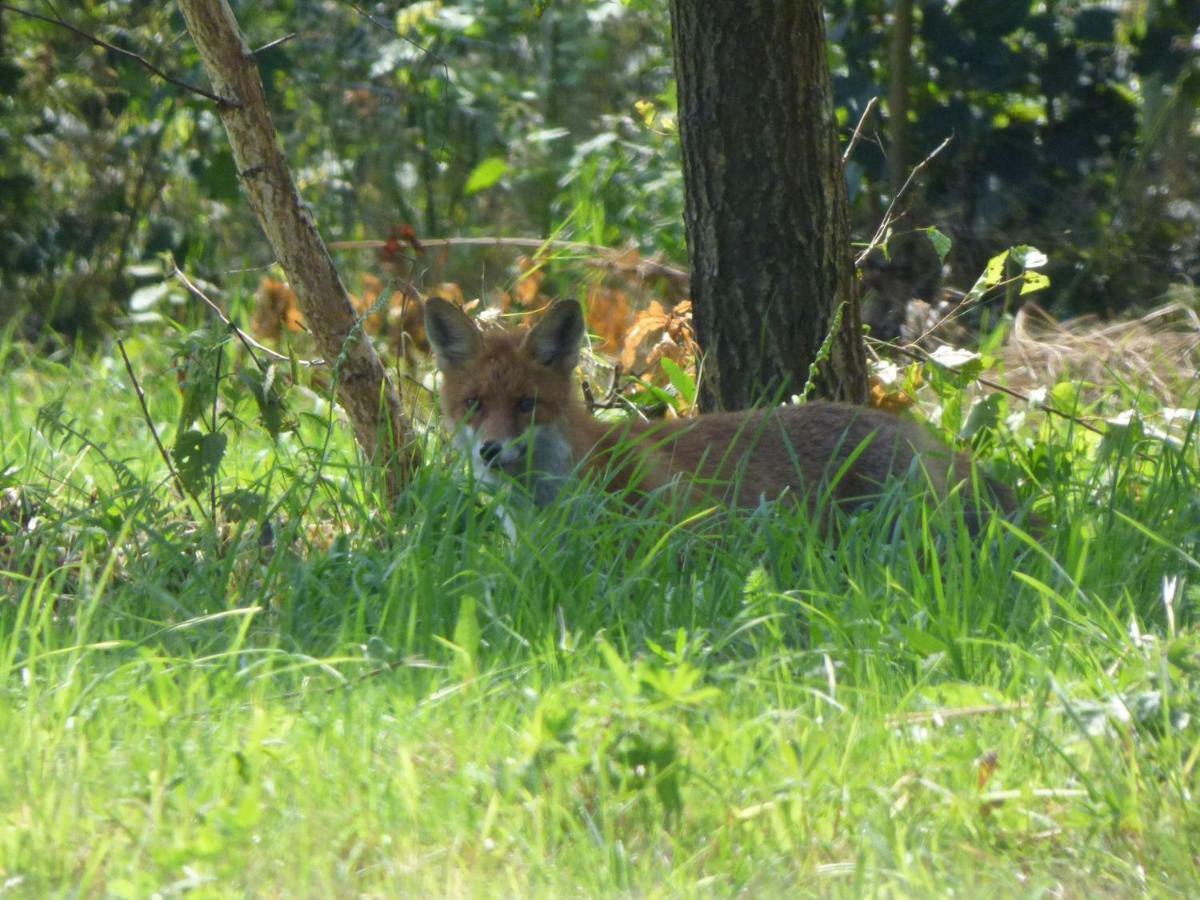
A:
1 324 1198 896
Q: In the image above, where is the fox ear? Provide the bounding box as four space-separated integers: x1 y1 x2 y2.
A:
425 297 482 370
523 300 585 373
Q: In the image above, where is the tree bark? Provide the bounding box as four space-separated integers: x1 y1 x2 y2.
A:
177 0 419 484
669 0 867 411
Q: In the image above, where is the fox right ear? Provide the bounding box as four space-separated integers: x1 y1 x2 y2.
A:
424 297 482 370
523 299 585 374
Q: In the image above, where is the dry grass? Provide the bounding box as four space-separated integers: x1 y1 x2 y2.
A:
1001 297 1200 406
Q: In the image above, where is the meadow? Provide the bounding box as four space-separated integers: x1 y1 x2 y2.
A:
1 321 1198 896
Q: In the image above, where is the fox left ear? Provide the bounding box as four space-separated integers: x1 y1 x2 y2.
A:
523 300 585 373
425 297 483 371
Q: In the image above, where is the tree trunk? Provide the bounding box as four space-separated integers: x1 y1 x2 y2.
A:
669 0 867 411
888 0 914 197
177 0 419 485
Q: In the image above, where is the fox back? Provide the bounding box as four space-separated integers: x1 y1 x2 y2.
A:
424 297 1014 524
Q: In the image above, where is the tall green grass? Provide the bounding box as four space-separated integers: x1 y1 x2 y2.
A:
1 328 1197 895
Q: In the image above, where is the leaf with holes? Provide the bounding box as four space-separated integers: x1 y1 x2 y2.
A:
172 429 227 495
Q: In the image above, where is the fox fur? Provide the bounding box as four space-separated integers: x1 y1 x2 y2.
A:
424 297 1016 526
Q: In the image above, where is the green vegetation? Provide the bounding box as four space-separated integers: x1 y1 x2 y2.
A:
3 1 1197 334
2 1 1199 894
2 323 1198 894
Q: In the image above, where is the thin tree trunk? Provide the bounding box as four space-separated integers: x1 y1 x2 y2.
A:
669 0 867 411
888 0 914 196
177 0 419 485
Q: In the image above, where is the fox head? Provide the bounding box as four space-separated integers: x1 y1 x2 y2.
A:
424 297 586 504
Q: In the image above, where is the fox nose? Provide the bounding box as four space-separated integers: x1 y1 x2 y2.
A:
479 441 503 465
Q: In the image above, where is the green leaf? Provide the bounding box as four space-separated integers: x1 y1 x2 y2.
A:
923 226 952 264
463 157 508 195
175 334 223 431
172 430 227 495
1021 271 1051 295
899 626 949 657
960 393 1004 441
928 344 983 381
659 358 696 409
451 596 481 679
219 489 266 522
238 365 294 439
964 249 1010 304
597 637 638 698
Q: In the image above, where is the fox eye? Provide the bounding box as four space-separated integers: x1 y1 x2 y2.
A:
515 397 536 414
463 397 483 415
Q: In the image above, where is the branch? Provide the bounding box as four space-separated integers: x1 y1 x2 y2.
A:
172 262 326 369
178 0 420 485
856 135 952 266
329 235 691 287
842 95 879 164
868 335 1108 438
0 3 238 107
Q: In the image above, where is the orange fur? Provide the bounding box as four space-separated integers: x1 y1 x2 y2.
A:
425 298 1014 524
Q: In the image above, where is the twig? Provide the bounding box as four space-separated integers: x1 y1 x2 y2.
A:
842 96 879 164
252 32 295 55
871 336 1109 438
115 336 188 501
171 263 327 369
887 702 1028 727
856 135 953 266
1 3 238 107
210 342 223 519
328 235 691 285
174 263 436 402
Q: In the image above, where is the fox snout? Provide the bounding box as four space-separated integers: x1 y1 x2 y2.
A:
476 437 528 472
478 440 504 465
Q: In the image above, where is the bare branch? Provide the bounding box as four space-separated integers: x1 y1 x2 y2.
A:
869 335 1108 438
172 263 326 369
856 135 953 266
115 337 195 509
842 95 879 164
329 235 691 287
0 3 238 107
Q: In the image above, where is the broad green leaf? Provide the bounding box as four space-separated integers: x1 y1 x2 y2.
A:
928 344 983 377
899 626 949 657
172 430 227 495
964 249 1010 304
923 226 952 264
238 365 294 438
1021 271 1051 295
659 358 696 408
464 157 508 195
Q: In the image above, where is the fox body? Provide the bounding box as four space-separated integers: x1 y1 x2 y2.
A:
425 298 1011 522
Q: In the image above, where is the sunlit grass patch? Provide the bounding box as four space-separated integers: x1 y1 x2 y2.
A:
1 330 1198 894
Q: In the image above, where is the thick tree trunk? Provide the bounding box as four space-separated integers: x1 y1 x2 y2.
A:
669 0 867 411
177 0 419 484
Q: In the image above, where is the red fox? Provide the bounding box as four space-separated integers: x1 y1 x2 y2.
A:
424 297 1016 527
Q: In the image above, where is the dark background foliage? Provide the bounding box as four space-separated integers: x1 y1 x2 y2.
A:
1 0 1197 337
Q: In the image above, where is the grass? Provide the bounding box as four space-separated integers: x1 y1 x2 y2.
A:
1 326 1199 896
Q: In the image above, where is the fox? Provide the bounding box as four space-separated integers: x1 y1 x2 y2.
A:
424 296 1017 528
